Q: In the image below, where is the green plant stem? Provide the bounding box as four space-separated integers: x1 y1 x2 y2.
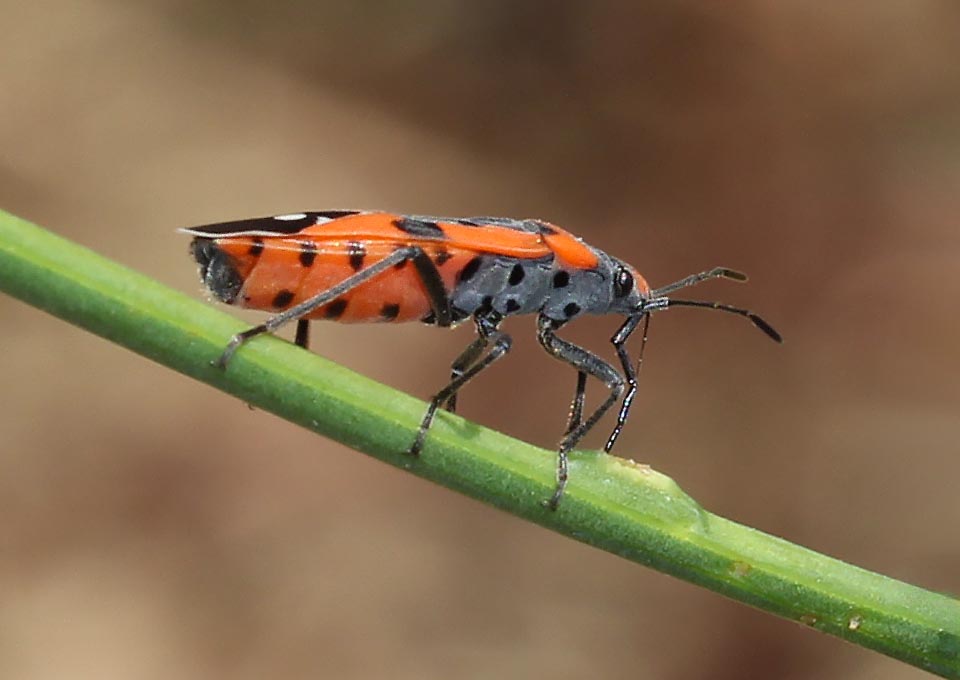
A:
1 209 957 677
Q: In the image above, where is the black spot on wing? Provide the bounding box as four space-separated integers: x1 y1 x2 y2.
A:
380 303 400 321
347 241 366 271
272 290 295 309
324 298 349 320
393 217 446 239
299 241 317 267
248 238 264 257
434 249 452 266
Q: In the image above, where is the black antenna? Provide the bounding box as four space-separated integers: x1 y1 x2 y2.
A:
645 297 782 343
649 267 747 297
640 266 782 343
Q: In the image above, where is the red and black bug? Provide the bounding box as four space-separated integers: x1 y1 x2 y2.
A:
183 210 781 509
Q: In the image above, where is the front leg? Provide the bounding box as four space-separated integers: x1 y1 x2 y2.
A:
565 371 587 436
536 314 625 510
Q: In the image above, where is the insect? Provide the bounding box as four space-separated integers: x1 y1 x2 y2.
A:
183 210 781 509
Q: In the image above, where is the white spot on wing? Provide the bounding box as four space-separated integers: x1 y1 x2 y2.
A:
274 213 308 221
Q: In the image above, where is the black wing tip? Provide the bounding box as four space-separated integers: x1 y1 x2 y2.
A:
178 214 315 237
177 210 366 237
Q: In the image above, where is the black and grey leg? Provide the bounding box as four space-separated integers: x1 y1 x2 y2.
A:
408 313 511 456
294 319 311 350
564 371 587 436
536 314 625 510
443 313 502 414
603 313 650 453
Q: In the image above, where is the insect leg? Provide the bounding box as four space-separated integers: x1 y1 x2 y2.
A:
294 319 311 350
408 313 510 456
564 371 587 436
537 314 625 510
216 245 444 368
410 250 453 328
604 313 650 453
444 314 501 414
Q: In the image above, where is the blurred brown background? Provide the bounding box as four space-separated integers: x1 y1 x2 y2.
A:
2 2 959 678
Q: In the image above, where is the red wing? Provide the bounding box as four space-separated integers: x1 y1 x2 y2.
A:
182 210 597 266
294 212 554 259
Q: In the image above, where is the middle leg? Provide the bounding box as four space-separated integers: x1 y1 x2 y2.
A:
408 312 512 456
443 313 502 414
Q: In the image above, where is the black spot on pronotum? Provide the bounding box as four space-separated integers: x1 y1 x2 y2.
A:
508 263 525 285
458 256 483 283
324 298 348 319
380 303 400 321
272 289 295 309
299 241 318 267
553 271 570 288
505 298 521 313
563 302 581 318
434 249 452 266
478 296 494 315
347 241 365 271
393 217 446 239
248 238 264 257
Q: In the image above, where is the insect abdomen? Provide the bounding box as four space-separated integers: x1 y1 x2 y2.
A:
191 236 486 323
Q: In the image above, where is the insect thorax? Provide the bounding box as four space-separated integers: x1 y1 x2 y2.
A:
445 250 620 323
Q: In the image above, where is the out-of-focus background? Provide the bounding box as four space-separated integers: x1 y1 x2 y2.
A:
2 2 959 678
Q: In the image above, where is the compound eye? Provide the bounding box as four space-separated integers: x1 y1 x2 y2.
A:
613 267 634 298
